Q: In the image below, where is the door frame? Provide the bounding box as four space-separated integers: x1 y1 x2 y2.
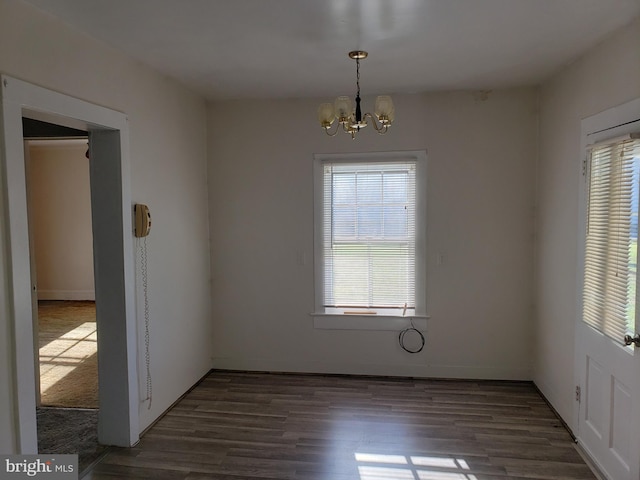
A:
0 75 139 450
22 139 42 408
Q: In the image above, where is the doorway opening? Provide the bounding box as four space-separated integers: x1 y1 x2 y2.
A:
23 119 106 470
0 75 139 455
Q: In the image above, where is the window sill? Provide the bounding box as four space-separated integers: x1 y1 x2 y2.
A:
311 313 429 331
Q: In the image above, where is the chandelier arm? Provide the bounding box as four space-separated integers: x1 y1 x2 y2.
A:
323 124 340 137
363 113 383 132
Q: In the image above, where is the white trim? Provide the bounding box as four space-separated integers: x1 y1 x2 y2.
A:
574 442 608 480
314 151 426 164
211 356 530 380
584 99 640 142
312 314 428 331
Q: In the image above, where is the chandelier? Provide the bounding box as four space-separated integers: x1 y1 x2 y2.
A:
318 51 394 139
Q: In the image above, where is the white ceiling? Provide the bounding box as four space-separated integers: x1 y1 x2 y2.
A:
24 0 640 101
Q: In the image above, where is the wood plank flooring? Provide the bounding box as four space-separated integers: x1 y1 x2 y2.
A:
84 371 596 480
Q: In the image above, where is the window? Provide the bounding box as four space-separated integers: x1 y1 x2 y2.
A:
583 135 640 341
313 151 427 328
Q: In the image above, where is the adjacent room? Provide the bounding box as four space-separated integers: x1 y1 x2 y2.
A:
23 120 107 470
0 1 639 479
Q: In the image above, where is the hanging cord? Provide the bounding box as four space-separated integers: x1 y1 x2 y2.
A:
139 236 152 409
398 304 425 353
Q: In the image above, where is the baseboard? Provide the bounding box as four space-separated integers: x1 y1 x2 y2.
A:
138 369 212 439
210 357 532 380
532 382 575 440
38 290 95 301
532 375 575 430
574 441 608 480
533 382 608 480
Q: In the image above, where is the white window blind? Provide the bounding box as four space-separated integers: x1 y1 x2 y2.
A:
583 137 640 342
321 160 416 315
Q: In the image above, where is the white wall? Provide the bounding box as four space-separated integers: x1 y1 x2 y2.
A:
534 16 640 426
27 142 95 300
208 89 537 379
0 0 212 452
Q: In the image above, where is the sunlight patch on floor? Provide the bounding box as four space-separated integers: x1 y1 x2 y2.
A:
356 453 478 480
39 322 97 395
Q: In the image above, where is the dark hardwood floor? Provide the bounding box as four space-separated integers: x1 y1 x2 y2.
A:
84 371 596 480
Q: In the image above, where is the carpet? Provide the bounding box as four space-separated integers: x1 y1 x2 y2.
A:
38 300 99 408
37 407 107 475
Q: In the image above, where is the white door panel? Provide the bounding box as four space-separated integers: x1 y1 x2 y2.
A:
584 354 606 441
577 325 638 479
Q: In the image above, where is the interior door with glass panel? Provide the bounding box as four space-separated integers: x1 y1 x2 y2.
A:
575 100 640 480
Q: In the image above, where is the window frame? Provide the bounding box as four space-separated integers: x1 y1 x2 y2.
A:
312 150 428 331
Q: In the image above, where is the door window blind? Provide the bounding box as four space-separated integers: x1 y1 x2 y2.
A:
583 137 640 341
322 160 416 315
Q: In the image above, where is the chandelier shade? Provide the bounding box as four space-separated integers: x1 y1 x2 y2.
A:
374 95 395 123
318 51 394 139
317 103 335 127
334 96 353 121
